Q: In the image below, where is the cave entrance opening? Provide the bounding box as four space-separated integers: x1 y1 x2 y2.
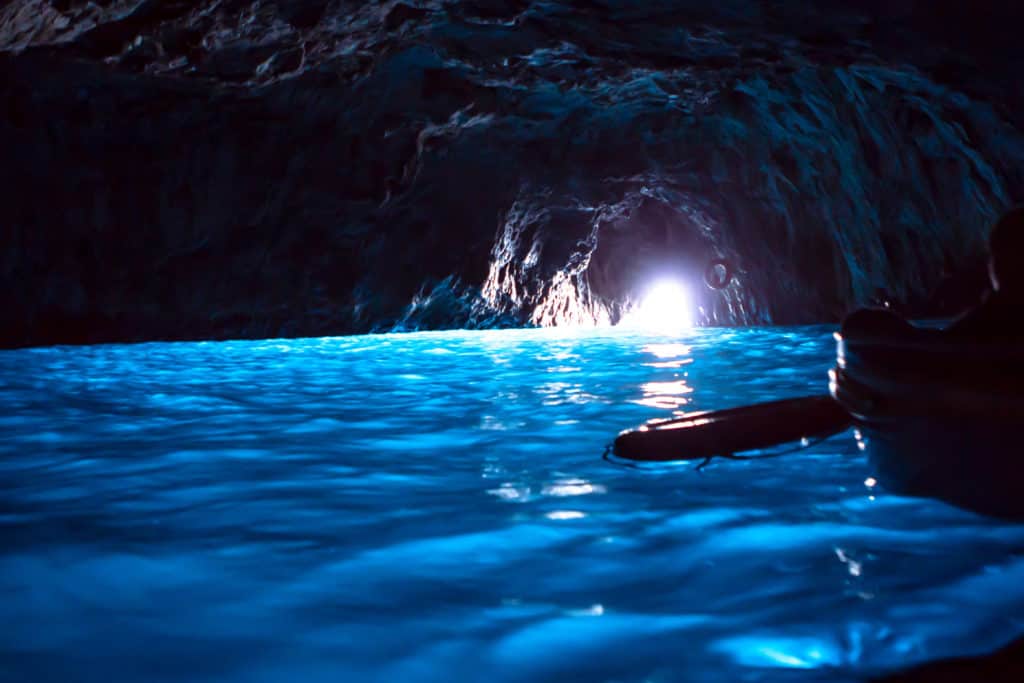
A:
619 279 695 331
586 196 718 327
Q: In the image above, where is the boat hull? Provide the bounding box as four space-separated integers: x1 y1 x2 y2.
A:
857 415 1022 519
830 316 1024 519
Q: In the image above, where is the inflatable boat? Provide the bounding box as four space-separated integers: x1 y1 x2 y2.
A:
830 319 1024 519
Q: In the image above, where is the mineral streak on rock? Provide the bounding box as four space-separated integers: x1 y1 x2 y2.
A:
2 1 1022 346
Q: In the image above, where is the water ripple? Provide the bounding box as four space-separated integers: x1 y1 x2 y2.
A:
1 326 1022 681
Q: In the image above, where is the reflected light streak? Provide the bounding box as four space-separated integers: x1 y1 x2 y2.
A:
644 359 693 369
631 379 694 411
568 604 605 616
835 548 863 577
650 416 712 430
758 648 814 668
488 484 531 501
641 380 693 395
536 381 603 406
546 510 586 520
642 343 692 359
715 636 840 669
541 479 607 497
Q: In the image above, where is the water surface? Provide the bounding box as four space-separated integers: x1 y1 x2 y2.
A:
2 327 1023 682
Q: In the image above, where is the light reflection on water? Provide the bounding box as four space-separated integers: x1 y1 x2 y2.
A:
1 326 1022 682
633 379 694 411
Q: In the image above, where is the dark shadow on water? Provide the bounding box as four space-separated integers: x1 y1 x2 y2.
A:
876 634 1024 682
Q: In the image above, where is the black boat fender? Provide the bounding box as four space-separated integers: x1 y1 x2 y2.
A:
612 395 852 463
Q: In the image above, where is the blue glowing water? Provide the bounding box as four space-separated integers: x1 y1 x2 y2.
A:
2 327 1023 682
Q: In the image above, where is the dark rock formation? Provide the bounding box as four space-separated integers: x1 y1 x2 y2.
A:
2 1 1023 346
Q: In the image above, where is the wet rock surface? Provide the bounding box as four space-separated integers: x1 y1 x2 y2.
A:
2 1 1024 346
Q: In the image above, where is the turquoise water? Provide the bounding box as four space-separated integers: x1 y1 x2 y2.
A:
2 327 1023 682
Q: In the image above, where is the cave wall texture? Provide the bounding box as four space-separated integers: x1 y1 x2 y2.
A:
2 0 1023 346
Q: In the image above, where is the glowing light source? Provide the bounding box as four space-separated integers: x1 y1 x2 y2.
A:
622 280 694 331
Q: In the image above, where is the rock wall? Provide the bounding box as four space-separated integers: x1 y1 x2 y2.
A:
2 1 1022 345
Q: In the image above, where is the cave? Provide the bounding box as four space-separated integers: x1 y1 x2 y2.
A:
2 2 1023 681
2 0 1022 345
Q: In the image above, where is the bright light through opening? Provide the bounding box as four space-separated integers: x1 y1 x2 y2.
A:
621 280 694 331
